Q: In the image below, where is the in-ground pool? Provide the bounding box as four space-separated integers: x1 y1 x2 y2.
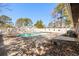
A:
16 32 46 37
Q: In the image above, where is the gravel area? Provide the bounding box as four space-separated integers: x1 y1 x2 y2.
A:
0 33 79 56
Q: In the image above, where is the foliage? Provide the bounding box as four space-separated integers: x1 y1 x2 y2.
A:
0 15 13 28
52 3 73 28
54 3 64 13
65 19 71 28
16 18 32 27
0 15 11 24
0 4 13 28
34 20 45 28
3 24 13 28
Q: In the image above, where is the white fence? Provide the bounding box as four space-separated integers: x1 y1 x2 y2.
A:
0 27 71 34
33 28 70 34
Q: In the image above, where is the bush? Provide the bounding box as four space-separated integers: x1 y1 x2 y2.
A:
67 30 77 38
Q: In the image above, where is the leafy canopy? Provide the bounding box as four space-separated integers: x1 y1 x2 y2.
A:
34 20 45 28
0 15 13 28
16 18 32 27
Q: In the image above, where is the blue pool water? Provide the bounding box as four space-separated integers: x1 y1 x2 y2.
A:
16 32 40 37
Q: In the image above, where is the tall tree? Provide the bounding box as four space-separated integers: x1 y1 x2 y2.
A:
54 3 64 14
0 15 12 25
52 3 72 28
0 15 11 23
16 18 32 27
0 4 13 28
34 20 45 28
